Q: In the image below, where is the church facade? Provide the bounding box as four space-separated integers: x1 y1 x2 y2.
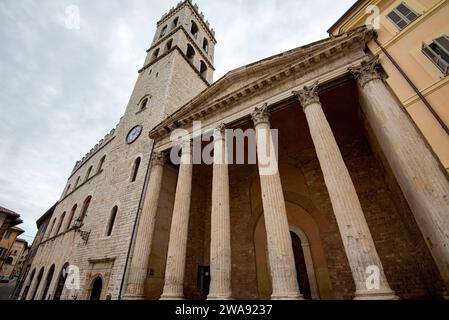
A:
17 0 449 300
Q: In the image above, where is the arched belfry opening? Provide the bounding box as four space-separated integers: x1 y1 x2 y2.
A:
186 44 195 61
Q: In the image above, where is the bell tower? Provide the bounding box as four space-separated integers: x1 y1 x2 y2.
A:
119 0 216 130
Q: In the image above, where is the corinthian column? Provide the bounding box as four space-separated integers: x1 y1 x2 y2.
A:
251 105 302 300
350 58 449 288
207 124 232 300
124 151 166 299
293 83 397 299
160 140 193 300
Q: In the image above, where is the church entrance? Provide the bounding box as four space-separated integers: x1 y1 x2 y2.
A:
89 277 103 300
290 231 311 299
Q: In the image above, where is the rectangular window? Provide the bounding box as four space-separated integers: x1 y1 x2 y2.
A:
3 230 11 240
422 35 449 75
387 3 419 30
0 248 8 258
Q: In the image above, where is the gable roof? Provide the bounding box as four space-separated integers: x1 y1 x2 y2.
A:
327 0 367 35
149 26 373 140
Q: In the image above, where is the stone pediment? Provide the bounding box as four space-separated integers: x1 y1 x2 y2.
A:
149 26 374 140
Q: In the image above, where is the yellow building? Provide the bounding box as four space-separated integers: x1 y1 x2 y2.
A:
0 226 25 276
329 0 449 172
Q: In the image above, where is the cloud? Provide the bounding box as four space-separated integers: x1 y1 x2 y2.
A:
0 0 354 239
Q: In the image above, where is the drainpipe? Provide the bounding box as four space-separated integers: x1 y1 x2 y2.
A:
373 37 449 135
118 142 155 299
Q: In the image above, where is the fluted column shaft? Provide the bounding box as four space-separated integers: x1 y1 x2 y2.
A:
160 141 193 299
123 152 166 299
351 58 449 288
208 125 232 299
293 83 396 299
251 105 302 300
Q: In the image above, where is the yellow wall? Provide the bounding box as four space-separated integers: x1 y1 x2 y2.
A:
331 0 449 172
0 229 22 271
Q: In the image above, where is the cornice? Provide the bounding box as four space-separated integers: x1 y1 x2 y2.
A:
149 27 374 141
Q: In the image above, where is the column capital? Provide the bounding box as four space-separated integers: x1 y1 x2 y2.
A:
292 81 320 110
251 103 270 126
349 57 383 88
213 123 226 140
151 151 166 167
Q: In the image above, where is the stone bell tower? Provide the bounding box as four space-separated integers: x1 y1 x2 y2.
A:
121 0 216 300
119 0 216 131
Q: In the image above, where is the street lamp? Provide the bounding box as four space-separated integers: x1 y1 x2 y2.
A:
73 217 90 244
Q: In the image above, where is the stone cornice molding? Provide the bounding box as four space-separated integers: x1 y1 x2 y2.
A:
151 151 166 167
251 103 270 127
149 26 374 141
292 81 320 110
348 56 383 88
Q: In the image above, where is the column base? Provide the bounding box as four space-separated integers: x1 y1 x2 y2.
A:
354 289 399 300
121 293 146 300
207 293 233 300
271 292 304 300
160 293 185 300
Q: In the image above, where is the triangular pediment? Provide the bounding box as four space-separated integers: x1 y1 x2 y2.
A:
150 26 372 139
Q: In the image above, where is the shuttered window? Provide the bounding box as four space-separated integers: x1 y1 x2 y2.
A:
387 3 418 30
422 36 449 75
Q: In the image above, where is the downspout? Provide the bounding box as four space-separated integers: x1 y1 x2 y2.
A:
373 37 449 135
118 141 155 299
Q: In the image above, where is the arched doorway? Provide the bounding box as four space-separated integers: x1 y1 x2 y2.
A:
290 231 311 299
53 263 69 300
41 264 55 300
89 276 103 300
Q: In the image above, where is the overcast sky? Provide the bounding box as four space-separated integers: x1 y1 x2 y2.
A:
0 0 355 241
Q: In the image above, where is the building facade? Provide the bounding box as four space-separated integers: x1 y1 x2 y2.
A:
0 239 28 279
0 226 24 277
19 0 449 300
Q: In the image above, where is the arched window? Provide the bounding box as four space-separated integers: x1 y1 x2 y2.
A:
172 17 179 29
65 184 71 196
85 166 93 181
55 212 66 236
130 157 141 182
106 206 118 237
79 196 92 223
67 204 77 230
74 176 80 189
98 155 106 173
203 38 209 53
22 268 36 300
190 20 199 38
41 264 55 300
186 44 195 61
47 219 56 239
160 25 167 38
153 48 160 60
166 39 173 51
200 60 207 78
30 267 44 300
140 97 148 111
53 263 69 300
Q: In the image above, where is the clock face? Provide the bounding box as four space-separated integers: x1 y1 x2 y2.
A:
126 125 143 144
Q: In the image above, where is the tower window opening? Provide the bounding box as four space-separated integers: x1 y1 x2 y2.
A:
79 195 92 223
200 60 207 78
186 44 195 61
106 206 118 237
166 39 173 51
153 48 160 60
85 165 93 181
172 17 179 29
203 38 209 53
140 97 149 111
130 157 141 182
191 20 199 38
160 25 167 38
98 155 106 173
